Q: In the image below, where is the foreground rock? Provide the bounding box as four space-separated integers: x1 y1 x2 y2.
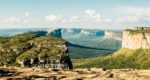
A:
0 67 150 80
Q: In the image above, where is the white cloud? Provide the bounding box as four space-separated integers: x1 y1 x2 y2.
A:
45 14 62 22
146 17 150 22
118 6 150 16
115 16 140 24
70 16 80 22
4 17 21 23
97 18 112 23
3 7 150 29
61 19 68 23
85 9 101 20
61 16 80 23
114 6 150 25
71 16 78 20
22 20 29 23
85 9 112 23
85 9 96 18
25 12 29 17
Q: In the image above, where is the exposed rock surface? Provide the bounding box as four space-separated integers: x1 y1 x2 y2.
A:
0 67 150 80
122 27 150 49
0 33 72 70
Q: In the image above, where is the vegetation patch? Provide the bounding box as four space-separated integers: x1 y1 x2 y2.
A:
73 48 150 69
0 33 66 66
125 29 150 34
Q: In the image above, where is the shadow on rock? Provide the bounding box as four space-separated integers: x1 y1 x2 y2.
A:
0 68 15 77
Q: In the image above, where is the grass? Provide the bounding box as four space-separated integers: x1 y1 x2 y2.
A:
68 46 112 59
73 48 150 69
125 29 150 34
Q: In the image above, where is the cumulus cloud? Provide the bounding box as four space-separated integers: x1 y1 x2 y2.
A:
22 20 29 24
45 14 62 22
61 16 80 23
85 9 96 18
85 9 111 23
114 6 150 25
3 7 150 29
25 12 29 17
117 6 150 16
4 17 21 23
71 16 78 20
85 9 100 20
115 16 140 24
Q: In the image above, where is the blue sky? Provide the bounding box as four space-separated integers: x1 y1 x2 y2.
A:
0 0 150 29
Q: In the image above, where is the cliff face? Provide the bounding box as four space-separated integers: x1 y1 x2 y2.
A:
122 27 150 49
0 33 73 70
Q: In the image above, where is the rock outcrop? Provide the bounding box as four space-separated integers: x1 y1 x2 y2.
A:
0 33 73 70
122 27 150 49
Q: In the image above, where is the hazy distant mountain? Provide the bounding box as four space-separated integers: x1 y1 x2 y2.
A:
104 30 122 40
61 28 81 35
62 28 104 39
62 28 122 58
62 28 122 50
0 28 47 36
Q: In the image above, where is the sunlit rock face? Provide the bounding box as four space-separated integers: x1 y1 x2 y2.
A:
122 27 150 49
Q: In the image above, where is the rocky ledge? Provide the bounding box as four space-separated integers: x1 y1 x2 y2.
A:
0 67 150 80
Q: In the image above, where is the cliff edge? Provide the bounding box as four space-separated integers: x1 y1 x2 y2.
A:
122 27 150 49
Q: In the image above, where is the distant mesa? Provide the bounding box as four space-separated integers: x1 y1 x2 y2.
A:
27 30 48 36
104 30 122 40
28 28 62 38
122 27 150 49
47 28 62 38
